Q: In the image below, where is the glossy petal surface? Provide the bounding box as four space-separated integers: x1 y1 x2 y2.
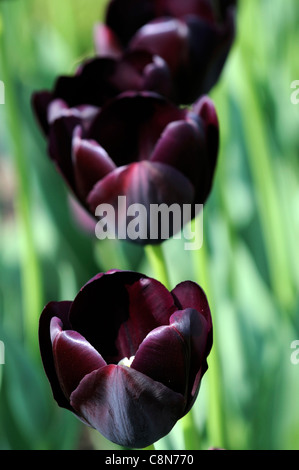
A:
51 317 106 399
70 364 185 448
131 324 188 396
39 301 73 410
87 161 194 243
72 127 116 199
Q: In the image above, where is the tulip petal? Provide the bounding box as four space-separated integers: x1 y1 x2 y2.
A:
192 95 219 168
87 160 195 243
70 364 185 448
87 92 184 167
188 96 219 202
93 23 123 58
69 271 177 364
171 280 212 331
154 0 215 21
115 277 178 358
53 58 120 108
50 317 107 399
106 0 154 45
31 91 53 136
38 301 73 410
68 270 145 363
72 127 116 199
48 113 82 192
185 11 235 96
129 18 189 75
131 324 188 396
169 308 211 411
150 119 205 190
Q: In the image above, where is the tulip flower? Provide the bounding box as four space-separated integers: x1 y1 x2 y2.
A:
105 0 237 104
39 270 212 448
32 78 219 243
32 45 173 137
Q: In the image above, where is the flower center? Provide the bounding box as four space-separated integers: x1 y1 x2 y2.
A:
118 356 135 367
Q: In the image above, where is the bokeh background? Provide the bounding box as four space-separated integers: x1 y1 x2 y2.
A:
0 0 299 450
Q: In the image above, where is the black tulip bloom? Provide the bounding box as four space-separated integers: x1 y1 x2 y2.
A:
32 79 219 243
106 0 237 104
32 41 173 137
39 270 212 448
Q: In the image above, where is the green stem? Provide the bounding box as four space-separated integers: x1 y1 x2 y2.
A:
231 47 295 315
144 244 170 289
143 444 156 450
144 243 200 450
192 237 226 449
180 410 200 450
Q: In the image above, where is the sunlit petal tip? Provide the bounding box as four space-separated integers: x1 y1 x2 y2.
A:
93 23 123 58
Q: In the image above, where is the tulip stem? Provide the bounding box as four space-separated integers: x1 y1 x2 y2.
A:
143 444 156 450
192 229 226 449
181 411 200 450
144 244 170 289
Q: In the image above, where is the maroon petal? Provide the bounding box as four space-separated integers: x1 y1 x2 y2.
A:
169 308 211 412
31 91 54 136
87 161 195 243
52 59 120 108
142 55 174 99
87 92 184 167
47 98 71 125
185 9 236 97
189 96 219 202
72 127 116 199
171 281 213 354
50 317 106 399
93 23 123 58
106 0 154 46
115 276 178 358
106 0 216 46
172 281 212 328
131 324 188 396
129 18 190 75
153 0 215 21
70 364 185 448
38 301 73 410
48 113 81 192
150 119 206 189
68 270 145 364
69 271 177 363
192 95 219 165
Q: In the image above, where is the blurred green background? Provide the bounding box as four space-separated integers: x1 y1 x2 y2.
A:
0 0 299 450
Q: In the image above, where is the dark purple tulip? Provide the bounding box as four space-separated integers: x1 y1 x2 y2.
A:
106 0 237 104
33 82 219 243
32 43 173 138
39 270 212 448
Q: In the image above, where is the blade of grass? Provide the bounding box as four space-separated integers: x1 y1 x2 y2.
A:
229 2 295 316
0 5 43 357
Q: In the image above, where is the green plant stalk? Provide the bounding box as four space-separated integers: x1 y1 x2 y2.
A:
191 221 226 449
180 408 201 450
232 49 294 316
143 444 156 450
144 244 170 289
144 243 200 450
0 8 43 356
